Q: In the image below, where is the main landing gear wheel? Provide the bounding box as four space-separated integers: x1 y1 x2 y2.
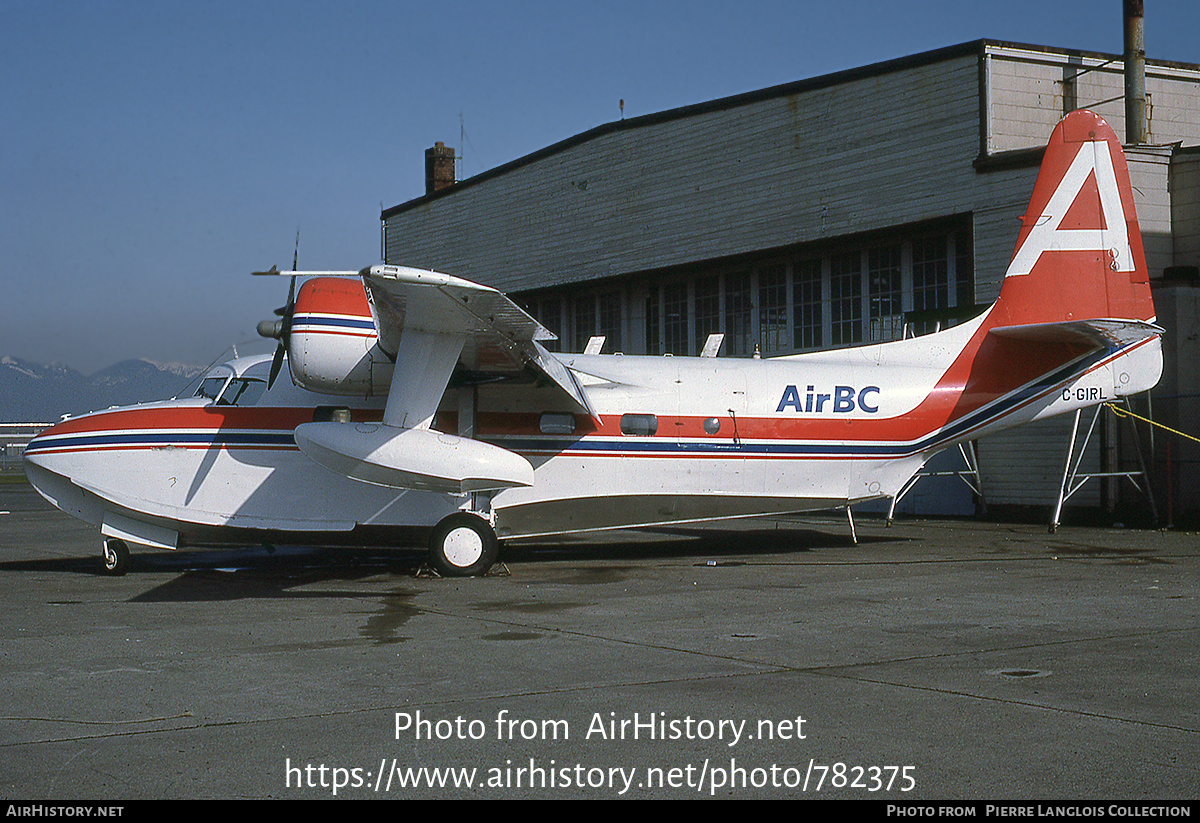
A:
102 538 130 576
429 513 498 577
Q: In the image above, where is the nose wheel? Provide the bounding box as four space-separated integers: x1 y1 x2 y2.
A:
102 538 131 576
428 513 498 577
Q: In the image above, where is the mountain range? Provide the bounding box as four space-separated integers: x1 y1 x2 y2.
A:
1 356 205 422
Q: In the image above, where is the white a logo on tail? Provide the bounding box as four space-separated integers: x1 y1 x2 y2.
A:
1006 140 1133 278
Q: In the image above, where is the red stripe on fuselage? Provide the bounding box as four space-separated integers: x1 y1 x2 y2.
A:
293 327 377 339
37 406 384 438
35 325 1126 460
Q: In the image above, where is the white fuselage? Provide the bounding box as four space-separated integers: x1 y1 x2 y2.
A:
23 310 1162 549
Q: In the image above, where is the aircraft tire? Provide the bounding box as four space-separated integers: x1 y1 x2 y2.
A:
429 513 498 577
102 538 130 576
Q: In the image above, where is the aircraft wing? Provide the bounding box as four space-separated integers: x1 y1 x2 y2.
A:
271 264 599 493
361 265 598 421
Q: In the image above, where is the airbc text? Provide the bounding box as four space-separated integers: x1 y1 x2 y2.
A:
777 385 880 414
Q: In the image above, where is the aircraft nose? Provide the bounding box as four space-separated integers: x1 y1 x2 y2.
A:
23 421 82 493
22 430 51 470
23 431 103 525
24 449 67 502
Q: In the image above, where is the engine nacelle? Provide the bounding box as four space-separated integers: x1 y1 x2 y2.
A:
288 277 392 397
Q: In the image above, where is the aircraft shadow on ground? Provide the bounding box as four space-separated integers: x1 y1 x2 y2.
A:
0 524 906 605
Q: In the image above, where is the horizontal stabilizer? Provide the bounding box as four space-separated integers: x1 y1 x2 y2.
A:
294 421 534 493
989 318 1163 347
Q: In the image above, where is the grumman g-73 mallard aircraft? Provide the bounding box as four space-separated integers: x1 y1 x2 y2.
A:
25 110 1163 577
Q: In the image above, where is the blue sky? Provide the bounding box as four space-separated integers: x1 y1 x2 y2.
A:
3 0 1198 374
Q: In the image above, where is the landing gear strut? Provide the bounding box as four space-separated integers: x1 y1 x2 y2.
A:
428 513 498 577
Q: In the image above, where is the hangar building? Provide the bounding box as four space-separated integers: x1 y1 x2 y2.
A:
381 40 1200 521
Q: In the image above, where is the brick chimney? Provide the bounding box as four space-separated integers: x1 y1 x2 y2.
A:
425 141 455 195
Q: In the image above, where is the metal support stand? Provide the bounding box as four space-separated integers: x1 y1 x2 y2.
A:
886 441 986 525
845 506 857 544
1049 398 1156 533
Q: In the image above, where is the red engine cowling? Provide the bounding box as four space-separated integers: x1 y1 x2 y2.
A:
287 277 393 397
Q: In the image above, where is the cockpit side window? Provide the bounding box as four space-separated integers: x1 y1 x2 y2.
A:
195 376 229 402
219 378 267 407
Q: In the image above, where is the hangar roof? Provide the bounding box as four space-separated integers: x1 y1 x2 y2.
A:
381 39 1199 220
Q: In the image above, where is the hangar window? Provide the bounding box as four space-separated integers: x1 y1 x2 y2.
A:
724 271 753 356
598 292 622 353
645 289 661 355
793 258 822 350
830 251 863 346
758 264 788 355
694 275 720 355
910 235 950 335
569 291 623 353
529 296 563 351
662 282 688 355
514 218 971 358
868 244 903 342
620 414 658 436
573 297 596 352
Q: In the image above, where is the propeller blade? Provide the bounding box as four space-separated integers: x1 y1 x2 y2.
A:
268 342 285 389
265 274 297 390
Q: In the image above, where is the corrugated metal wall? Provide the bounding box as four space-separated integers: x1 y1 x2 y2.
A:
385 52 983 294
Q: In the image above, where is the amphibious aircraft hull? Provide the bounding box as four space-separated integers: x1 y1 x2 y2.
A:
23 109 1165 576
24 310 1160 546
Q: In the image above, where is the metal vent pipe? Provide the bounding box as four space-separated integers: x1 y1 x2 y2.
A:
1124 0 1146 144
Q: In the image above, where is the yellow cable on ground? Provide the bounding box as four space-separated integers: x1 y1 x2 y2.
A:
1105 402 1200 445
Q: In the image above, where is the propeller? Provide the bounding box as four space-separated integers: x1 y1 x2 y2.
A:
256 232 300 389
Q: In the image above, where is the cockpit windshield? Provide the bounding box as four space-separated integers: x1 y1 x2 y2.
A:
193 373 267 407
220 378 267 407
195 376 229 402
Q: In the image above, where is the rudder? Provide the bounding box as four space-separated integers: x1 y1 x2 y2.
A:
989 110 1154 329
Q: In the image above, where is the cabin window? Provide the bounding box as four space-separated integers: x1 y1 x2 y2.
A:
620 414 658 436
539 413 576 435
702 417 721 435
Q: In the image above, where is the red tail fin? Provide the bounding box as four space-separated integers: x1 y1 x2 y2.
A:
989 110 1154 328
